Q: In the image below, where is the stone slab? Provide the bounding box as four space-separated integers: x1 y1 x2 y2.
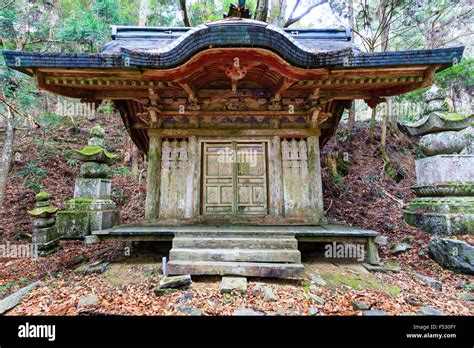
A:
172 236 298 249
170 248 301 263
415 155 474 186
168 260 304 278
0 281 40 314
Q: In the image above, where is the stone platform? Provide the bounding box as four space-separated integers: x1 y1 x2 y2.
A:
93 223 381 278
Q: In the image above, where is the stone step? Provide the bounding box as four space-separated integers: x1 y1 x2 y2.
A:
174 231 296 238
169 248 301 263
172 236 298 250
167 260 304 278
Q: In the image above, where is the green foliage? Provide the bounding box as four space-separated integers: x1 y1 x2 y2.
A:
36 112 64 131
111 165 131 177
15 162 48 190
66 158 78 167
435 58 474 90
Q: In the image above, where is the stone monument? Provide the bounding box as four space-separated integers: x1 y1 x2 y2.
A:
404 85 474 234
56 124 120 238
28 190 60 252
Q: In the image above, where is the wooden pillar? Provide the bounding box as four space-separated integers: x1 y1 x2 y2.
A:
307 135 325 223
145 130 162 220
269 136 284 216
186 136 200 218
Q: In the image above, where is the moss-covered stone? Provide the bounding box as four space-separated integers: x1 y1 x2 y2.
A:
28 206 59 218
90 124 105 138
36 190 51 201
56 211 90 238
74 145 118 164
80 161 109 178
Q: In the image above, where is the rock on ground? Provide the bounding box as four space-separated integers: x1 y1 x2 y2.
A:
352 301 369 311
220 277 247 294
233 308 265 316
428 238 474 275
362 310 387 316
77 296 98 309
263 287 277 302
75 261 110 275
391 243 412 254
415 273 443 291
310 273 327 286
177 306 202 316
417 306 444 316
159 275 192 289
0 281 40 314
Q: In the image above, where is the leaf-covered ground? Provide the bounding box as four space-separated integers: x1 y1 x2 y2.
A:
0 115 472 315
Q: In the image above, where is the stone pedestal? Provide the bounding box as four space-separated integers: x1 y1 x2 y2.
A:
28 191 60 252
404 86 474 235
56 125 120 238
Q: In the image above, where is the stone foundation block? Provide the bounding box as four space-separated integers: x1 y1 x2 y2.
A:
89 210 120 231
74 178 111 199
56 211 90 238
32 226 60 249
416 155 474 186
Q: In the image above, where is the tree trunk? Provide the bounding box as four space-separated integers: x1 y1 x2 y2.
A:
0 108 15 208
347 0 356 130
269 0 285 26
381 105 388 151
369 107 377 145
139 0 150 26
254 0 268 22
180 0 191 27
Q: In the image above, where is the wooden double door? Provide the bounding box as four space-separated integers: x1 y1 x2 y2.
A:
202 141 268 216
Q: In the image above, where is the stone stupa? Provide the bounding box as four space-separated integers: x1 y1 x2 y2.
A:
404 85 473 234
56 124 120 238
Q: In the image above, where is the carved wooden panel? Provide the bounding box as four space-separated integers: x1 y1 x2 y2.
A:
159 138 190 218
202 141 267 216
281 138 311 217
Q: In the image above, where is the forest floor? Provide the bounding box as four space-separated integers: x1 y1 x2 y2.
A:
0 113 472 316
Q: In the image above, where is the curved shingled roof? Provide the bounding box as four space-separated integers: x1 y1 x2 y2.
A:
2 18 463 71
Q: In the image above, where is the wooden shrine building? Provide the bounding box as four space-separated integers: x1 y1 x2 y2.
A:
3 18 463 277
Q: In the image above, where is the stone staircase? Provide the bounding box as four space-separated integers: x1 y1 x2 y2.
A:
0 127 5 208
167 229 304 278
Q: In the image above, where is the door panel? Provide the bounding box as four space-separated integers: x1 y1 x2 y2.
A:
202 141 268 216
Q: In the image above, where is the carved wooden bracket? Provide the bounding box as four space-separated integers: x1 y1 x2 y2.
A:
366 97 386 109
135 89 162 126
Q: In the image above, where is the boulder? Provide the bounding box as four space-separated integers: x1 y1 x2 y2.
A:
428 238 474 274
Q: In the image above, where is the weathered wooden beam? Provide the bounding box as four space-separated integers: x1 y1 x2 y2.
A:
307 136 325 223
145 131 162 219
139 128 321 138
272 77 295 99
269 136 284 217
